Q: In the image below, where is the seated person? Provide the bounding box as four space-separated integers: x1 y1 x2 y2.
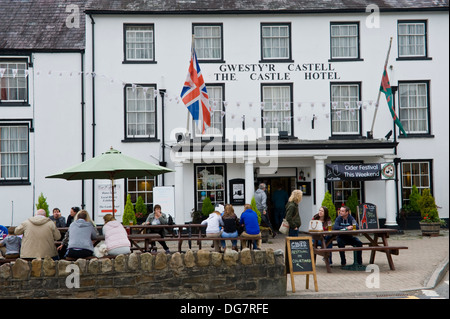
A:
63 210 97 259
312 206 333 264
102 214 131 256
49 207 66 228
333 206 363 266
143 204 171 254
240 204 262 250
0 226 21 259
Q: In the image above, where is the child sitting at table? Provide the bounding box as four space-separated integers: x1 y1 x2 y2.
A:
0 226 22 259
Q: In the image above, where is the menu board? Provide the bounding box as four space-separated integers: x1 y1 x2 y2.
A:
357 203 379 229
285 237 318 292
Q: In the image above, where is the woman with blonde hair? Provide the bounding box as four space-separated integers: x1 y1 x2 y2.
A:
102 214 131 256
285 190 303 236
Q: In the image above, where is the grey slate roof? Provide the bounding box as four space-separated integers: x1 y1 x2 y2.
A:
0 0 86 51
1 0 448 51
85 0 449 13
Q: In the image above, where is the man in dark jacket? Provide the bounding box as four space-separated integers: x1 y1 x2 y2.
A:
333 205 363 266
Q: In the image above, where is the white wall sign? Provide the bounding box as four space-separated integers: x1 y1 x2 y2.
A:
153 186 175 219
97 183 122 217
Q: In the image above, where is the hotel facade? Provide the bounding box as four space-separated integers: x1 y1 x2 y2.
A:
1 0 448 231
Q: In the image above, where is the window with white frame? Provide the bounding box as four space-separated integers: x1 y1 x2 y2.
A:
125 85 156 139
124 24 154 62
201 84 224 137
332 180 363 209
330 23 359 59
399 82 429 134
262 84 292 136
398 21 427 58
0 61 28 103
261 23 291 61
331 83 361 135
0 125 28 181
193 24 223 61
401 161 431 207
196 165 225 211
127 176 155 205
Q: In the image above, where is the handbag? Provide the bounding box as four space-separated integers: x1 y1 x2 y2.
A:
308 220 323 232
279 218 290 235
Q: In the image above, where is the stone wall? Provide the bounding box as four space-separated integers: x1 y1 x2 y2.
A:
0 248 286 299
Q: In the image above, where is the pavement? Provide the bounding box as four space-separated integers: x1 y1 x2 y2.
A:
163 228 449 298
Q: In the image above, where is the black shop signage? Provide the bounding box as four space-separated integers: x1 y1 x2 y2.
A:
326 163 395 182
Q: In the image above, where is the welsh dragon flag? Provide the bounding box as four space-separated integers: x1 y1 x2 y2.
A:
380 67 407 136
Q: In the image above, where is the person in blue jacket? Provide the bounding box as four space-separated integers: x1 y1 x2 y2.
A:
240 204 261 250
333 205 363 266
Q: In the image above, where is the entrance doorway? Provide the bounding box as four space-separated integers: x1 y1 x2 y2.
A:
256 177 296 229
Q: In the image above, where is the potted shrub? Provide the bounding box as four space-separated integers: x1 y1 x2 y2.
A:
122 194 137 226
134 196 147 224
418 189 445 236
345 191 359 219
36 192 50 217
400 185 423 230
251 196 270 242
321 191 336 222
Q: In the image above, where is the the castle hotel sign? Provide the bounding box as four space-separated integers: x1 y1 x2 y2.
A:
214 62 340 81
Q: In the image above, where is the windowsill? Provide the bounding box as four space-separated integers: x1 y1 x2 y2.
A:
122 137 160 143
259 59 294 63
398 134 434 138
328 58 364 62
0 102 30 107
0 181 31 186
122 60 157 64
198 60 225 64
396 57 432 61
329 134 364 140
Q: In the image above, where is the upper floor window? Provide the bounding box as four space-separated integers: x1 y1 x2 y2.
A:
200 84 224 137
262 84 293 136
0 125 28 182
331 83 361 136
398 81 430 135
125 84 157 140
124 24 155 62
261 23 292 62
193 24 223 62
0 61 28 104
397 21 427 59
330 22 360 60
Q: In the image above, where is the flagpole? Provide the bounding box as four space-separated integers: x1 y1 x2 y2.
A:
185 35 196 137
369 37 393 138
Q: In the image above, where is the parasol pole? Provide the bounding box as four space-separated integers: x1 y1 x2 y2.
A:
111 177 115 219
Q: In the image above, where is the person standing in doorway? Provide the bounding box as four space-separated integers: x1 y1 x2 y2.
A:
254 183 276 237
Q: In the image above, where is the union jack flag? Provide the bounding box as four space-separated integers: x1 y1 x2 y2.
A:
180 47 210 134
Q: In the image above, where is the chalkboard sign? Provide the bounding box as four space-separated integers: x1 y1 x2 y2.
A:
357 203 379 229
285 237 318 292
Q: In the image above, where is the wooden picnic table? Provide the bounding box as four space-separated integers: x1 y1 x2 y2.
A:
301 228 408 273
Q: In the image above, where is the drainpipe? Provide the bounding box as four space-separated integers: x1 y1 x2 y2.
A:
80 50 86 209
89 14 96 218
159 88 167 185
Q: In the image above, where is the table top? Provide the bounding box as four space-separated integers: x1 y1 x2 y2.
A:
301 228 398 236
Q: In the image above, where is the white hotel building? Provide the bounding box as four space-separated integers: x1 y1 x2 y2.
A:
0 0 448 231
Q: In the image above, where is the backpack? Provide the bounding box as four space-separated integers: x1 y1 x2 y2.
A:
167 214 175 225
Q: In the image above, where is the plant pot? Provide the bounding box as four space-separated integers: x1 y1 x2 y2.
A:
419 222 440 237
